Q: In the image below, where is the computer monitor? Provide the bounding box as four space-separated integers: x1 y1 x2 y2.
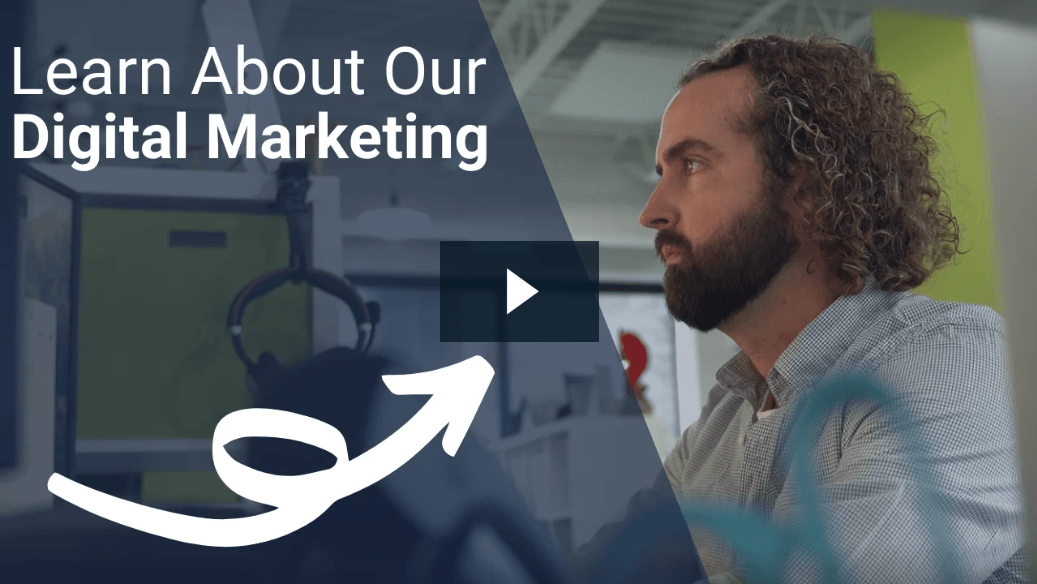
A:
70 192 310 509
0 0 27 474
0 162 14 472
0 165 81 514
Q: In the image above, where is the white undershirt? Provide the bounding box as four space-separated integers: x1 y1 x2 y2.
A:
757 390 778 419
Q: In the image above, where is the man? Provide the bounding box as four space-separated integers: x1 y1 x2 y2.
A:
575 34 1026 583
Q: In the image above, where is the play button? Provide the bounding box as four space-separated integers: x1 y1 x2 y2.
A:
506 269 538 314
440 241 599 342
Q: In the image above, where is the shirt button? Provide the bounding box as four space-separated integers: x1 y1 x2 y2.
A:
738 434 745 446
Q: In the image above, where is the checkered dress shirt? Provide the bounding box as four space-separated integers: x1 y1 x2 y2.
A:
663 281 1028 582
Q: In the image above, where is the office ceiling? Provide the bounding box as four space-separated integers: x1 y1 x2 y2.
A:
26 0 1034 136
478 0 874 134
24 0 1035 244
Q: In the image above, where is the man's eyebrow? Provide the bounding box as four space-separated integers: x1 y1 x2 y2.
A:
656 138 720 176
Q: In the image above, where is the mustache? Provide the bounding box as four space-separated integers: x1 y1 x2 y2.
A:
655 230 691 261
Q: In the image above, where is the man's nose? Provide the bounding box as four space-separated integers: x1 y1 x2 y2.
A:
639 181 678 230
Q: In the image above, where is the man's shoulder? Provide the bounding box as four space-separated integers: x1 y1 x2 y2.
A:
887 292 1003 334
851 292 1008 393
857 292 1004 362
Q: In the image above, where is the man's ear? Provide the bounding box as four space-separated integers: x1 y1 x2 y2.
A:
782 164 814 239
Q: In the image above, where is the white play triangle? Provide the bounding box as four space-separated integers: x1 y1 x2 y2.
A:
506 269 538 314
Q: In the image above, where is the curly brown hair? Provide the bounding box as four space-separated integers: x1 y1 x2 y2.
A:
680 33 961 294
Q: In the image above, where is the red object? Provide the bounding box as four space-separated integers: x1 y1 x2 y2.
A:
620 331 648 397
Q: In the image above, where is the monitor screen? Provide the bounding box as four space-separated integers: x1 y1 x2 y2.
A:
0 172 13 471
14 166 80 478
0 0 26 473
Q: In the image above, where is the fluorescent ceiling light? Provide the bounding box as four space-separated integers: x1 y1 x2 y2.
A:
355 205 433 241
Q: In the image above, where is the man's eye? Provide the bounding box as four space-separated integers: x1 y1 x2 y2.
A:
685 159 702 172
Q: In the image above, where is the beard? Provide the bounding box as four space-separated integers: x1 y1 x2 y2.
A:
658 185 799 331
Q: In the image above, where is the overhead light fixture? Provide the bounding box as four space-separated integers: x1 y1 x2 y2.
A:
356 163 434 241
355 190 433 242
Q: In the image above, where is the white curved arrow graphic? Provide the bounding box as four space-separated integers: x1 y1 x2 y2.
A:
47 356 495 547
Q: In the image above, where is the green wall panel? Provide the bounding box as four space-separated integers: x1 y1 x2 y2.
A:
873 9 1002 312
77 207 312 501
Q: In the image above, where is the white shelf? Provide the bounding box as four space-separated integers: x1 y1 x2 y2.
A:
491 415 662 552
491 414 640 453
75 439 249 474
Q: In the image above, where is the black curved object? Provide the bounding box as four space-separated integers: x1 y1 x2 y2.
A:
225 266 378 381
225 163 379 384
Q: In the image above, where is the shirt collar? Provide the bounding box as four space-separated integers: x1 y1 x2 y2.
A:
714 278 903 408
715 351 761 405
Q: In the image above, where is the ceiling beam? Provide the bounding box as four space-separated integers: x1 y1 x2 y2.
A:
509 0 608 98
491 0 531 40
811 0 835 35
729 0 795 38
489 0 530 66
839 14 872 47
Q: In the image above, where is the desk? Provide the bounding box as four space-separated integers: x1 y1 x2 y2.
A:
76 438 247 474
74 439 251 505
